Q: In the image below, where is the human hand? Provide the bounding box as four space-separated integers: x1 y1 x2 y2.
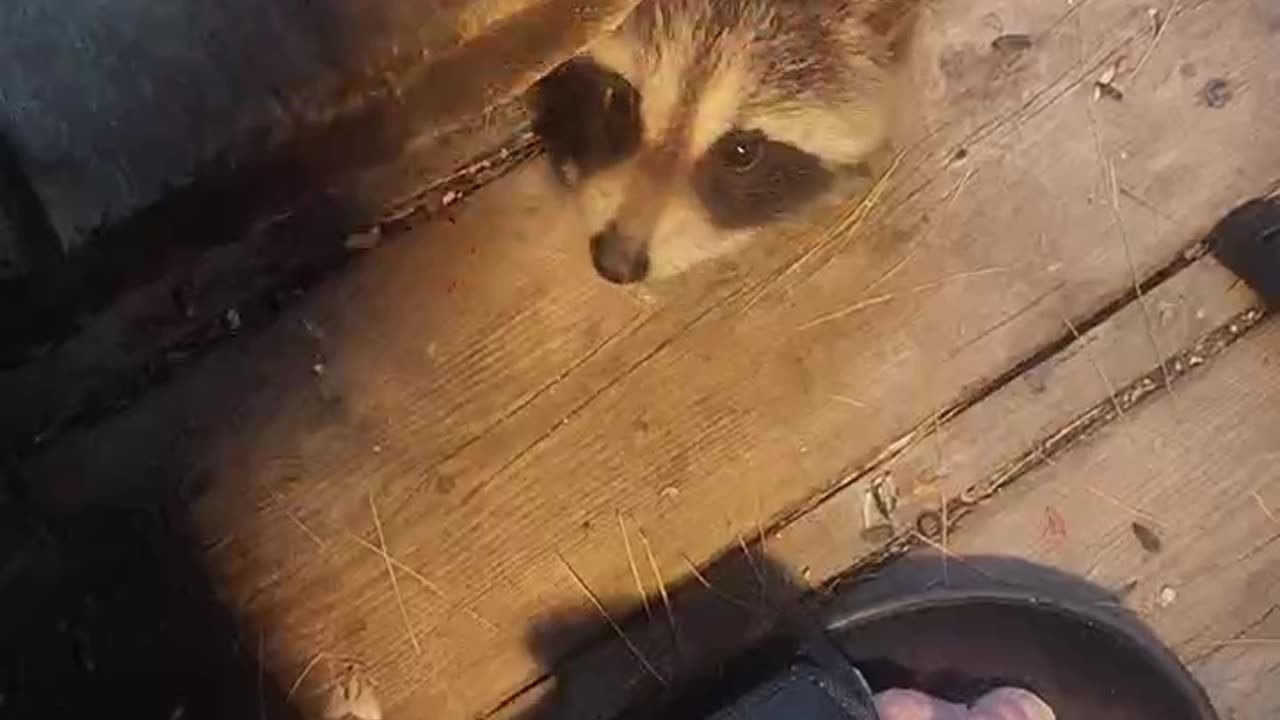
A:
874 687 1055 720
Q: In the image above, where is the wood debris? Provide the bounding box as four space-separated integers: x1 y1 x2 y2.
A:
991 34 1033 53
1131 521 1164 553
324 669 383 720
1094 58 1126 102
1203 78 1232 109
344 227 383 251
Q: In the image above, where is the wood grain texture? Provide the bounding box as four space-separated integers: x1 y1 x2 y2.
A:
17 0 1280 718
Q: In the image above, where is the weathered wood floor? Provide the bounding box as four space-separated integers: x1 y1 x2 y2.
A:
16 0 1280 718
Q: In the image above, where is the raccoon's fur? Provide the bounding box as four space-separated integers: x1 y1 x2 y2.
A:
530 0 920 284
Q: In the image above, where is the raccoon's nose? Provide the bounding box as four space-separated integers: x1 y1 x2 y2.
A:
589 224 649 284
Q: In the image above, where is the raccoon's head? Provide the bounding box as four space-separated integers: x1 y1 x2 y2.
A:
530 0 918 284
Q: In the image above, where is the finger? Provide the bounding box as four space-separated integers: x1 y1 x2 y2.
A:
874 688 969 720
969 687 1056 720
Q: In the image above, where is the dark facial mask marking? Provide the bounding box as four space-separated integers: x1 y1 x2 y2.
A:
693 129 833 229
529 58 642 181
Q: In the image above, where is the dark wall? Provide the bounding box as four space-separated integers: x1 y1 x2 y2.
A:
0 0 534 252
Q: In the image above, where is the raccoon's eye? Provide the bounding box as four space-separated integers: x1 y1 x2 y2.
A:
720 132 764 172
694 129 833 230
603 84 630 113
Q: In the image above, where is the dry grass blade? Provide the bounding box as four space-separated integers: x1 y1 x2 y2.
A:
1203 638 1280 647
679 553 759 611
369 492 422 655
799 167 977 331
864 166 977 292
1253 492 1280 526
1086 486 1163 527
911 531 1018 587
736 532 768 602
1108 160 1176 405
742 151 905 313
798 267 1007 331
637 528 679 643
287 652 326 701
753 488 769 567
617 512 653 621
1059 309 1127 421
1132 0 1180 80
283 506 327 550
831 394 867 408
797 294 896 331
346 531 498 633
906 267 1009 294
555 553 667 686
823 151 907 248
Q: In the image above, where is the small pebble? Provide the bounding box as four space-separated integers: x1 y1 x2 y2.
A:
224 308 242 332
1158 585 1178 608
1203 78 1232 108
916 511 944 539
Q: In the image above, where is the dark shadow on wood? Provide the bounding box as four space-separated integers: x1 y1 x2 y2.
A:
511 550 1198 719
511 549 822 720
0 470 302 720
0 0 620 368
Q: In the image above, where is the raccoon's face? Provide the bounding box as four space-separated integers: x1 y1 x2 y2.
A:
531 0 916 284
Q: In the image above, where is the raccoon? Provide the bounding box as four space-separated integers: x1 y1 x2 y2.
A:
529 0 920 284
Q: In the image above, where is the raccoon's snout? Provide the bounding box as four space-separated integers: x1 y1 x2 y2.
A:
590 223 649 284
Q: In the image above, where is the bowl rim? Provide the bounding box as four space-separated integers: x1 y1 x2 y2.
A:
824 588 1219 720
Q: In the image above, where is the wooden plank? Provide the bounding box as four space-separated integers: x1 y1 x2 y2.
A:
845 317 1280 720
17 0 1280 718
767 255 1261 586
